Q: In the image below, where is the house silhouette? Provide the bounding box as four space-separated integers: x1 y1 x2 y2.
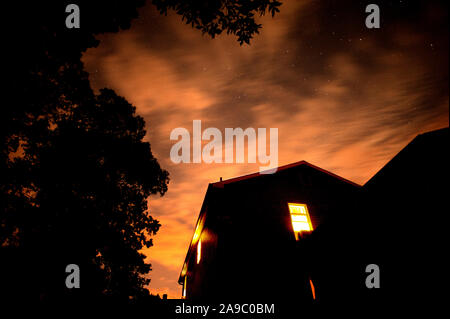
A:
178 127 448 310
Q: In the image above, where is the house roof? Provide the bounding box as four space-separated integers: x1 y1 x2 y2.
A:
364 127 448 188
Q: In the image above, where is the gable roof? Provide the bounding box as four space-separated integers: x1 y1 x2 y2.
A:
211 160 361 188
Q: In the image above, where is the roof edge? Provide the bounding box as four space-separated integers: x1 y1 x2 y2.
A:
211 160 361 188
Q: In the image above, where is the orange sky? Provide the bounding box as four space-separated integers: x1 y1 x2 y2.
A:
82 0 448 298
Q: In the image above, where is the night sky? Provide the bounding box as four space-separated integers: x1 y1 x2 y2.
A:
82 0 448 297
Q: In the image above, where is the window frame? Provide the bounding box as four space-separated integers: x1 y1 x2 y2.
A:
287 202 313 240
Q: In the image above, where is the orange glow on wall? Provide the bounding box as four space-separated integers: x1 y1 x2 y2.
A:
288 203 313 239
197 239 202 264
180 214 206 283
309 278 316 300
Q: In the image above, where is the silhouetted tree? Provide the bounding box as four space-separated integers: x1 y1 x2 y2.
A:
2 1 166 301
2 58 169 300
1 0 280 301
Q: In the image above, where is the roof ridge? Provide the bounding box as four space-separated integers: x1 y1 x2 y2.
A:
211 160 361 187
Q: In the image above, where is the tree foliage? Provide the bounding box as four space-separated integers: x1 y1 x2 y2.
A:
152 0 282 44
2 1 167 300
2 55 169 301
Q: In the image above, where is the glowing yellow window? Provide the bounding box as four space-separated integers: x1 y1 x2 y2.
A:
288 203 313 239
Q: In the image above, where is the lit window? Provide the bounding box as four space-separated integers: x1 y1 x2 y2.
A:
288 203 313 239
197 239 202 264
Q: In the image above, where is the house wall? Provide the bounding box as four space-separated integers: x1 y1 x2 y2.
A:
184 164 360 302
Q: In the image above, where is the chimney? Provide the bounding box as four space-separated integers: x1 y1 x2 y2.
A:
220 177 223 182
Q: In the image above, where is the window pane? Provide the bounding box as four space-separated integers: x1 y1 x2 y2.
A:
291 214 308 222
288 204 305 214
299 206 307 215
292 221 311 232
